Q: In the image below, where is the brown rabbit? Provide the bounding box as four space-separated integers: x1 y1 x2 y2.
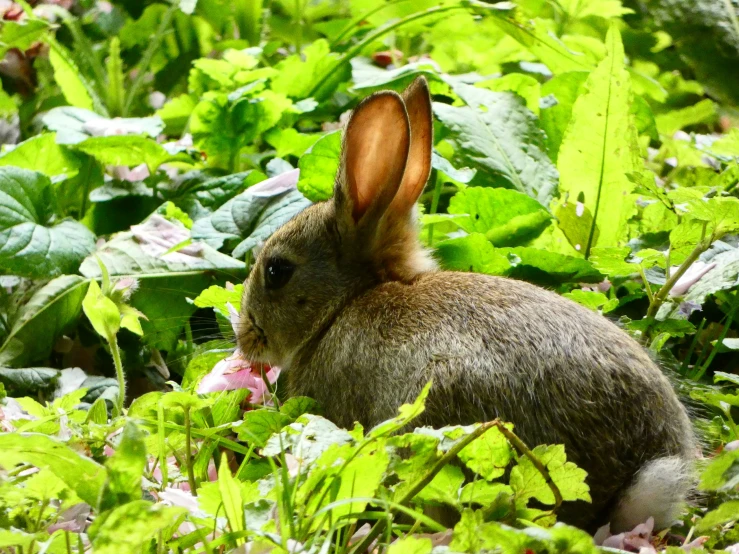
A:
238 77 695 532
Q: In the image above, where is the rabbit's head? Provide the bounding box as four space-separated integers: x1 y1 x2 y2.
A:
238 77 436 367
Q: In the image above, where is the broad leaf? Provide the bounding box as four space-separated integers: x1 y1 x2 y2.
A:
0 433 107 507
0 133 80 179
0 167 96 278
42 107 164 145
0 275 89 367
433 84 558 205
100 422 147 511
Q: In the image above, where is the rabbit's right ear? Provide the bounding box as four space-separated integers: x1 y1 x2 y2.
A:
334 92 411 230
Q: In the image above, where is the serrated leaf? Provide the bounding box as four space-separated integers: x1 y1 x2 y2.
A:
697 500 739 531
280 397 320 420
510 444 590 504
433 84 558 205
234 410 292 447
0 167 96 278
48 41 95 112
458 425 511 480
0 433 107 507
539 71 589 162
88 501 185 554
555 25 639 254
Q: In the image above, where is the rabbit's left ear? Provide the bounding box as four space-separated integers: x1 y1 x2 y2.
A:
388 77 433 215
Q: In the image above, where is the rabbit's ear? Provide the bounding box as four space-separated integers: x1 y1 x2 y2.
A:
335 92 411 226
389 77 433 215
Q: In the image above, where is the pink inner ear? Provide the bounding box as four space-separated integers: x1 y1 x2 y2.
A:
343 94 410 223
390 77 433 215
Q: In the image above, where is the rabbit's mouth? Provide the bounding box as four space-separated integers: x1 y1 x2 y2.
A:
237 313 270 362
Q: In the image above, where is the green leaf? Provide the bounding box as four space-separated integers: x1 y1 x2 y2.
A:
48 41 95 112
74 135 176 173
89 501 185 554
448 187 551 246
271 39 342 100
555 25 639 254
0 133 80 179
416 464 465 505
264 128 321 158
436 233 512 275
387 536 432 554
218 461 245 539
234 410 292 447
562 290 612 312
502 246 603 284
697 500 739 532
0 18 49 57
100 422 147 511
280 397 321 420
700 449 739 492
490 14 594 74
655 99 717 136
0 167 96 278
0 433 107 507
459 481 513 506
157 94 197 135
509 444 591 504
0 367 59 395
539 71 589 162
369 381 433 437
297 131 341 202
191 172 311 259
192 284 243 317
106 37 124 117
433 84 558 205
458 425 511 480
476 74 541 114
0 275 89 367
82 279 121 341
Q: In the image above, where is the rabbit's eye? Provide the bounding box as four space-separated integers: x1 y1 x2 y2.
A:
264 257 295 290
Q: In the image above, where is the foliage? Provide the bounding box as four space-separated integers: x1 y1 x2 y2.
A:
1 0 739 551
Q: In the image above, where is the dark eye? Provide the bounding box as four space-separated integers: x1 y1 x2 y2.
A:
264 257 295 290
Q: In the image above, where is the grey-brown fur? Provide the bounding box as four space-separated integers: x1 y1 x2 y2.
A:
238 78 695 532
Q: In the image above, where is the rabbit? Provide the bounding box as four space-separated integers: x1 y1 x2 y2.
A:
238 76 696 533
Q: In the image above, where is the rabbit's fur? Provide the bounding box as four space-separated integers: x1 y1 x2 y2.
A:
239 77 695 532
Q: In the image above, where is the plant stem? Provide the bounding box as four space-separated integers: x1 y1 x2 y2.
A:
638 265 654 304
122 4 177 116
157 402 168 490
184 406 198 495
108 332 125 415
493 422 563 512
693 297 739 381
308 4 467 100
350 420 497 554
646 239 711 319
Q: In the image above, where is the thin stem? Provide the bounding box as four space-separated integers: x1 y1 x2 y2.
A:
108 332 126 415
65 530 72 554
122 4 177 116
494 422 563 513
693 298 739 381
157 402 168 490
646 239 711 319
307 4 467 100
184 406 198 495
350 420 497 554
638 265 654 304
328 0 406 48
680 317 706 374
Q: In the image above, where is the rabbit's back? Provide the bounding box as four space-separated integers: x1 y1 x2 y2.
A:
287 271 694 529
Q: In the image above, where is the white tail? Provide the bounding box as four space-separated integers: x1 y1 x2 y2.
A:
610 456 692 532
